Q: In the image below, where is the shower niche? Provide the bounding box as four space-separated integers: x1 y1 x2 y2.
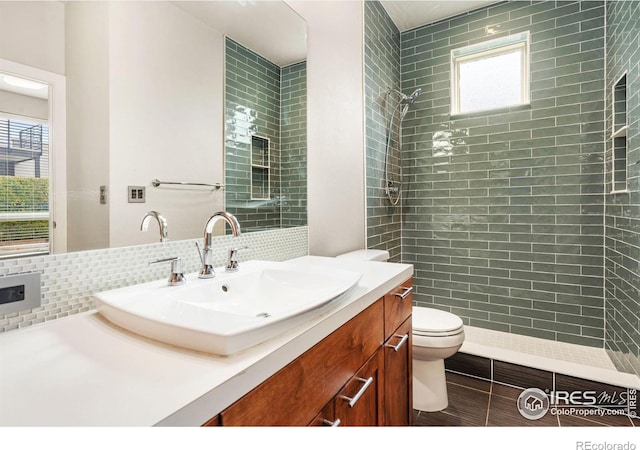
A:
251 135 270 200
611 73 627 193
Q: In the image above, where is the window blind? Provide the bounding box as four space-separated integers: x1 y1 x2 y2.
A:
0 117 50 257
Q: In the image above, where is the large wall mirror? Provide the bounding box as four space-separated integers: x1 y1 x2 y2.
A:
0 0 306 258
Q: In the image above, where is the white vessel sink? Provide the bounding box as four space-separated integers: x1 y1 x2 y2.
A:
94 260 361 355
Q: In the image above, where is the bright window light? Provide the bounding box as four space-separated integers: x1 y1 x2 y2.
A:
451 32 530 115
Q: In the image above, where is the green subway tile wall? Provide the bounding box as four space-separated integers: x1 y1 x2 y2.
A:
225 37 281 230
400 0 606 346
365 0 402 262
365 1 612 348
281 61 308 228
604 1 640 376
225 38 307 232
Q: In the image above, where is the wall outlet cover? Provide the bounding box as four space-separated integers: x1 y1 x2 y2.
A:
128 186 146 203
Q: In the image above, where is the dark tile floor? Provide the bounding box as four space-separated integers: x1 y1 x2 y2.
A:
414 372 639 427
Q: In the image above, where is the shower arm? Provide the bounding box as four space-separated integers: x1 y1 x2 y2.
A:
386 87 408 102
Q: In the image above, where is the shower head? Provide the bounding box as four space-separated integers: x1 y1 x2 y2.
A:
386 87 421 105
399 88 422 119
386 86 422 120
405 88 422 105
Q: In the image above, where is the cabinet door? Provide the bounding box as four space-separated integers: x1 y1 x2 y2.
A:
383 278 413 339
309 400 340 427
383 316 412 426
334 350 384 426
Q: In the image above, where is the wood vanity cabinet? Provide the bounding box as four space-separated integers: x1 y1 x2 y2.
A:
212 278 412 427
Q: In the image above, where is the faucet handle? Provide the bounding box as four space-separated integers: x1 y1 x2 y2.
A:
194 242 204 264
226 246 249 272
149 257 186 286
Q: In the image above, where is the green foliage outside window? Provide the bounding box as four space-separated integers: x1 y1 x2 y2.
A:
0 176 49 212
0 176 49 244
0 220 49 240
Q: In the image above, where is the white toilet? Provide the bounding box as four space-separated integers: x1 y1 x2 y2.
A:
337 249 465 412
412 306 464 411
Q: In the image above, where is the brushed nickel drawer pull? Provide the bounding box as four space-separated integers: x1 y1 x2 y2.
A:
322 418 341 427
385 333 409 352
340 377 374 408
394 286 413 300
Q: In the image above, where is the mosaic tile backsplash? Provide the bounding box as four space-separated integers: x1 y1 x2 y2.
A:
0 226 308 333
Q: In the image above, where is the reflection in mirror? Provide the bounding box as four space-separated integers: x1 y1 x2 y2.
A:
224 38 307 232
0 54 67 259
0 1 306 258
0 73 50 257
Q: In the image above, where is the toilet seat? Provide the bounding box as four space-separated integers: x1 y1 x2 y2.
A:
412 306 464 337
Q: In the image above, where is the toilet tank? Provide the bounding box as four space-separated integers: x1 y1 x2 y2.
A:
336 249 390 262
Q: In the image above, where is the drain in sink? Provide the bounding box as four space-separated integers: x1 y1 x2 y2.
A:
256 312 271 318
221 284 229 292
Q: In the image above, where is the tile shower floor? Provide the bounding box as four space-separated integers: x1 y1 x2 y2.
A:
413 372 639 427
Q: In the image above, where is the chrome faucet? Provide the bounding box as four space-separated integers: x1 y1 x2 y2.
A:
149 256 186 286
140 211 168 242
198 211 241 279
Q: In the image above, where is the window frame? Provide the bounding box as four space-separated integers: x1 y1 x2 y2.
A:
0 57 67 257
451 32 530 116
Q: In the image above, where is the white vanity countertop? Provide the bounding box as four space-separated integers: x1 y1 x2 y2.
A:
0 256 412 426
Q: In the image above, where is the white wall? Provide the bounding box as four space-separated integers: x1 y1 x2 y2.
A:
288 1 366 256
65 2 110 251
108 2 225 248
0 1 65 75
0 91 48 120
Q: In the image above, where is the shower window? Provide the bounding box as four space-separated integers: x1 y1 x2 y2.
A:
451 32 530 115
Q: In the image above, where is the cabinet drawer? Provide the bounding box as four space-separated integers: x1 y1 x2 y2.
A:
219 299 384 426
383 316 412 425
383 278 413 339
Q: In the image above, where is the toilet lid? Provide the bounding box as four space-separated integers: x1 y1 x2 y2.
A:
413 307 464 336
